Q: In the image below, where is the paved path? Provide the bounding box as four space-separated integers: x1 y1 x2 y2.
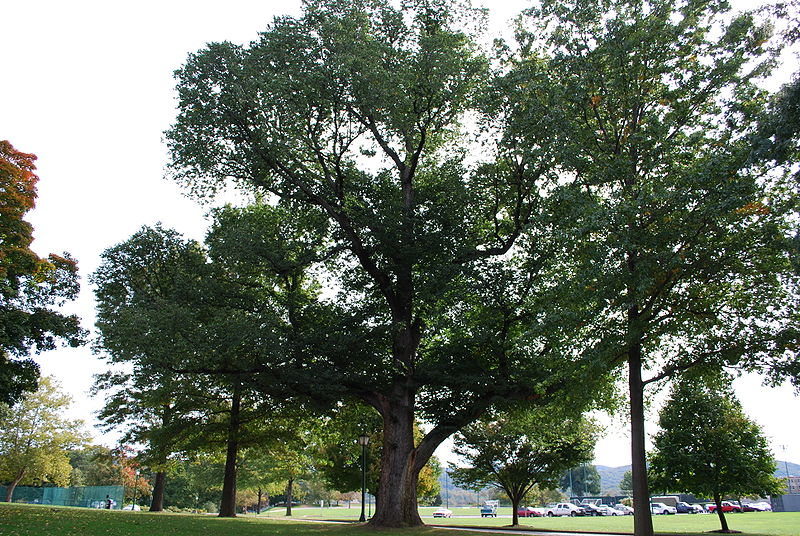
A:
431 525 624 536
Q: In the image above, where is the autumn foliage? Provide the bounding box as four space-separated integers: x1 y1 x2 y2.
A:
0 140 84 406
0 141 39 284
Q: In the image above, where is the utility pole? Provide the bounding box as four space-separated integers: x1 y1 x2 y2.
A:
782 445 791 492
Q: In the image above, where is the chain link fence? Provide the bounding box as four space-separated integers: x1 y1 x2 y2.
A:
0 485 124 508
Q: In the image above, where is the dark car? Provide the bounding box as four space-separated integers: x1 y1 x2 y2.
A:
579 504 603 516
675 501 698 514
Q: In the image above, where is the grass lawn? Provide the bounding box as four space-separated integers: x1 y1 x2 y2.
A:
1 503 798 536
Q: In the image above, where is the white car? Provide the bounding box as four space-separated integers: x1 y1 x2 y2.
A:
546 503 583 517
650 502 676 515
596 505 624 516
432 507 452 518
614 504 634 515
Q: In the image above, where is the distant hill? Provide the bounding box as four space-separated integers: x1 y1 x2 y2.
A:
597 460 800 494
596 465 632 493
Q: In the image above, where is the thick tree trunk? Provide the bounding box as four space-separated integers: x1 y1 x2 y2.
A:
4 468 26 502
713 493 730 532
218 383 241 517
150 403 172 512
511 495 521 526
629 339 654 536
369 387 424 527
286 478 294 516
149 471 166 512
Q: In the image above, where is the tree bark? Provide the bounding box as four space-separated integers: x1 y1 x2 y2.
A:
713 493 730 532
511 495 521 526
368 384 425 527
257 488 262 514
218 382 241 517
629 338 654 536
150 403 172 512
150 471 166 512
4 468 26 502
286 478 294 516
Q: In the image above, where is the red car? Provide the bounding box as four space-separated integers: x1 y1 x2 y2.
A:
707 501 742 513
517 506 543 517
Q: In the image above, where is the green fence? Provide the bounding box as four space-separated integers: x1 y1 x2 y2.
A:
0 485 124 508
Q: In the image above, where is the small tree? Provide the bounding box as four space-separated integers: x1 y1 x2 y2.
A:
450 409 596 526
649 377 783 533
619 470 633 496
0 376 88 501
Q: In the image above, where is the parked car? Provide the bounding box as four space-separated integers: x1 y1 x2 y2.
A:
675 501 700 514
432 507 452 518
480 504 497 517
650 502 677 515
596 505 623 516
692 503 708 513
517 506 542 517
707 501 742 513
545 503 584 517
614 504 634 515
580 503 603 516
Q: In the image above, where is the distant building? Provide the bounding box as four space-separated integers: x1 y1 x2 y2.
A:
786 476 800 494
772 494 800 512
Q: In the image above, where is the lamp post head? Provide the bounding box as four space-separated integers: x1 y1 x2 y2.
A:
357 434 370 446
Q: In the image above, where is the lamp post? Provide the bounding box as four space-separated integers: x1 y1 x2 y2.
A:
782 445 791 492
358 434 370 522
445 471 449 509
131 469 140 511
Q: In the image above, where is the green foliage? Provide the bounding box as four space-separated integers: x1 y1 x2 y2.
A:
161 454 225 510
559 465 601 497
0 141 85 406
504 2 798 533
524 484 565 506
0 377 88 498
68 446 125 487
649 376 783 530
161 0 797 528
512 0 796 389
619 470 633 495
450 407 596 524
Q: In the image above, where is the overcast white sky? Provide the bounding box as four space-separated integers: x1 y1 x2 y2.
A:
2 0 798 470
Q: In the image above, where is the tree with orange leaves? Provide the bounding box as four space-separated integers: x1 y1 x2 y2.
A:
0 140 84 406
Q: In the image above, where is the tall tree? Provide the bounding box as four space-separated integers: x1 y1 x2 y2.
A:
619 470 633 496
93 214 324 517
0 141 84 406
508 1 797 534
450 408 596 526
166 0 593 526
649 375 783 533
92 225 214 512
0 376 88 501
559 465 601 498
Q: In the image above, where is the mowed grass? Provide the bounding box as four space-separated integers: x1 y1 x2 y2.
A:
294 506 800 536
0 503 451 536
2 503 799 536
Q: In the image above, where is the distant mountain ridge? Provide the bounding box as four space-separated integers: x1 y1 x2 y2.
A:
597 460 800 493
